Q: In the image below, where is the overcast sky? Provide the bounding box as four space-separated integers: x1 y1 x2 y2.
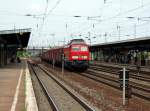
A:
0 0 150 47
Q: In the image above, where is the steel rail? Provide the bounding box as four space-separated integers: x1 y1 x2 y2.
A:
80 70 150 101
90 66 150 82
28 62 59 111
90 63 150 76
38 64 95 111
87 69 150 92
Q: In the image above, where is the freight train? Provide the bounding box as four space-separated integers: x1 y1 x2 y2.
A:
41 39 90 70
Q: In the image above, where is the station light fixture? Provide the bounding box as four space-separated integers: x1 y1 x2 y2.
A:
73 16 81 18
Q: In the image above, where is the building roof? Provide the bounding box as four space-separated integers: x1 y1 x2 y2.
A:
91 36 150 49
0 28 31 48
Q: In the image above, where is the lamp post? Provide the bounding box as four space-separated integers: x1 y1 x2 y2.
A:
126 16 150 38
134 24 136 38
117 25 121 41
50 33 55 47
85 32 97 45
88 32 91 45
104 32 107 43
25 14 44 30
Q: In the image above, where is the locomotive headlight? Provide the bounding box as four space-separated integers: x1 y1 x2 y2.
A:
72 56 78 59
82 56 87 59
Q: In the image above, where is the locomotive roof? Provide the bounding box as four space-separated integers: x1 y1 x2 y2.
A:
70 39 85 44
46 39 87 51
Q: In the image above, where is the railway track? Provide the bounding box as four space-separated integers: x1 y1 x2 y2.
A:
28 62 59 111
38 61 150 101
28 62 95 111
78 68 150 101
90 64 150 82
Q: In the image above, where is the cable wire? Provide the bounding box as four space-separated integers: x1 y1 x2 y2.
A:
46 0 62 18
38 0 62 37
72 1 150 35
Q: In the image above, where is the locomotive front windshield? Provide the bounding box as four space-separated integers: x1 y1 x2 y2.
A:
72 46 80 51
72 46 88 51
81 46 88 51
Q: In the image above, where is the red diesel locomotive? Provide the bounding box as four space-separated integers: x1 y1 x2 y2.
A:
41 39 90 70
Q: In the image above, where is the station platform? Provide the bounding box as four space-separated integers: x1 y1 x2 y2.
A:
0 60 38 111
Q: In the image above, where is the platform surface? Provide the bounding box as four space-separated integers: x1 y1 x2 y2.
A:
0 62 25 111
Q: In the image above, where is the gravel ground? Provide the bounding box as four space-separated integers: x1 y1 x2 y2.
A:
88 68 150 94
29 66 53 111
42 62 150 111
34 66 86 111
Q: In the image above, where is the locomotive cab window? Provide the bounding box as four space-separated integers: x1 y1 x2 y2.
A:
72 46 80 51
81 46 88 51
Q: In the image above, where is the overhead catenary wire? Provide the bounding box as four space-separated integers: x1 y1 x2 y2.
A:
71 1 150 35
28 0 150 47
38 0 63 37
38 0 150 37
37 0 49 36
46 0 62 18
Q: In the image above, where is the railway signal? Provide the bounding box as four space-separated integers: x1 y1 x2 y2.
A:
119 67 131 105
119 68 129 88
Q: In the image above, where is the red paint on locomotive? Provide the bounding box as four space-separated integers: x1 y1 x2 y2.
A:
41 39 90 70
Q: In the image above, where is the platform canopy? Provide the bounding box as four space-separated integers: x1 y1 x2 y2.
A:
90 37 150 50
0 28 31 48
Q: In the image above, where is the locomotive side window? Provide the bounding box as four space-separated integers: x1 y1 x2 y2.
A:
81 46 88 51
